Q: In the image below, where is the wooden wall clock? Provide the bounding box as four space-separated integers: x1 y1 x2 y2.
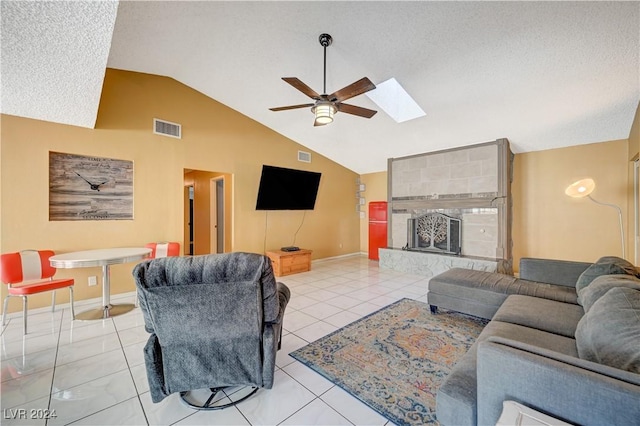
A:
49 152 134 221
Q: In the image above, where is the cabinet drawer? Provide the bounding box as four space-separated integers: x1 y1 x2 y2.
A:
281 258 310 273
282 254 310 267
290 261 310 273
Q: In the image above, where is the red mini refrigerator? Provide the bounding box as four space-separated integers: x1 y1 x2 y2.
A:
368 201 388 260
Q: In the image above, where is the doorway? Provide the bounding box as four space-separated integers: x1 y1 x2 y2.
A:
184 169 231 255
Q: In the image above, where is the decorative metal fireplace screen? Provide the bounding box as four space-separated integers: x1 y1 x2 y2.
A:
407 213 461 254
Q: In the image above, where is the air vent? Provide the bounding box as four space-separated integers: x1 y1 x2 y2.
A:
298 150 311 163
153 118 182 139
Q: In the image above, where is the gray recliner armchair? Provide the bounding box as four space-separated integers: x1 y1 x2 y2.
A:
133 252 290 409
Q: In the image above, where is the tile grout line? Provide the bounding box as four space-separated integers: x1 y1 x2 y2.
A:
275 363 353 426
45 307 65 426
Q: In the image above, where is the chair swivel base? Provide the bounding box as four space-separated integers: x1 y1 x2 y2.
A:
179 386 258 410
75 303 135 320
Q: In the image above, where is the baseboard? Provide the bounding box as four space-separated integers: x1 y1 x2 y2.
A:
312 252 365 263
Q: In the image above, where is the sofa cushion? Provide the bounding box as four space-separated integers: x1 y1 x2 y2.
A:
492 295 584 338
430 268 578 306
575 287 640 373
575 256 638 295
578 274 640 312
518 258 592 287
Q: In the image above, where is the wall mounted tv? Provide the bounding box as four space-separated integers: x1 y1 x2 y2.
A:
255 165 322 210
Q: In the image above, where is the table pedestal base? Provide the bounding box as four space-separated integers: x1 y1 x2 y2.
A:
76 303 135 320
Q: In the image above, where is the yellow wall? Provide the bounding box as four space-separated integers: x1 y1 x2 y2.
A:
359 171 388 253
512 139 629 266
1 69 360 313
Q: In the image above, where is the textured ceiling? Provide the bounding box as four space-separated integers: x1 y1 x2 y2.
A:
1 1 117 128
2 1 639 174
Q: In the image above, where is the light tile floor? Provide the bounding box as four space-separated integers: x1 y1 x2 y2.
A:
1 255 430 425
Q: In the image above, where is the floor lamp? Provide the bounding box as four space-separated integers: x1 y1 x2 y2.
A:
565 178 625 259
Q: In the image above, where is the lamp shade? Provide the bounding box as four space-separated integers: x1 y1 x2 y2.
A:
565 178 595 198
312 101 336 126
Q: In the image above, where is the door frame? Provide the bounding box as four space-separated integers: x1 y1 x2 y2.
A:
210 176 225 254
634 159 639 264
184 184 194 255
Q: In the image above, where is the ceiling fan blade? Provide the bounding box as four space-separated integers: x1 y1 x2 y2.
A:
282 78 322 100
269 103 314 112
329 77 376 102
336 103 378 118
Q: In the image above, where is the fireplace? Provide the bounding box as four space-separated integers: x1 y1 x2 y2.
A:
407 213 461 254
386 139 513 274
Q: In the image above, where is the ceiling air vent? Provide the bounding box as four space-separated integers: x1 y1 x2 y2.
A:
153 118 182 139
298 150 311 163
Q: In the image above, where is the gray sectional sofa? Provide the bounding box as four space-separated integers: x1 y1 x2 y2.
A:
428 256 640 425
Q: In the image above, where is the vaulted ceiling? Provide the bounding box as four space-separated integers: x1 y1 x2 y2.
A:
2 1 639 174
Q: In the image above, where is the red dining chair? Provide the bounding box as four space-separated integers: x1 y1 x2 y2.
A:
136 242 181 307
145 242 181 259
1 250 75 334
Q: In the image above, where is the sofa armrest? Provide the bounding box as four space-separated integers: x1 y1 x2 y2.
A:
275 282 291 322
519 258 592 287
477 336 640 426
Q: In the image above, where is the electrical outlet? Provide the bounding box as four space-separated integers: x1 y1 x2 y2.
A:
88 276 97 286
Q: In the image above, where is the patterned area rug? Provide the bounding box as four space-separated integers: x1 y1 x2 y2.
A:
289 298 487 425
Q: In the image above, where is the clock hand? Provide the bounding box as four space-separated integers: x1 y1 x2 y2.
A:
93 180 109 191
75 172 93 185
75 172 103 191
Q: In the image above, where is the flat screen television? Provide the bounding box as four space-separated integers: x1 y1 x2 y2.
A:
255 165 322 210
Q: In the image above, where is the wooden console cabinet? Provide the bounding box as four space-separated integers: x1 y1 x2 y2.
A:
266 249 312 277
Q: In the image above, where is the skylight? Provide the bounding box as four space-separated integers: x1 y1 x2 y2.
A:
365 78 426 123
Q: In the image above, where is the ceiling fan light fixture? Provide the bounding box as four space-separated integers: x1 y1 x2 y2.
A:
313 101 336 125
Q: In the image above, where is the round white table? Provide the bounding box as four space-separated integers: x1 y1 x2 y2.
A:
50 247 152 320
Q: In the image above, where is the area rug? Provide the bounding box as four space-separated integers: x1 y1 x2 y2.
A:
289 298 487 425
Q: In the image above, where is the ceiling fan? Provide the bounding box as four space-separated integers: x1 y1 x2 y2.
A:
270 33 377 126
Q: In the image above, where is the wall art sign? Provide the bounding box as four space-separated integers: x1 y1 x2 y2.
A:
49 152 134 221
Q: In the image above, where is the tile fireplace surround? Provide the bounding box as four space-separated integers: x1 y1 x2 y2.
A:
385 139 513 275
